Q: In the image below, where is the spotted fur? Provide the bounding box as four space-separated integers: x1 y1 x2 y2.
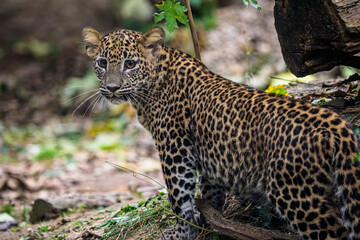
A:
82 26 360 240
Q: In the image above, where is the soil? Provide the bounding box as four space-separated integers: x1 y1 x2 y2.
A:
0 118 164 239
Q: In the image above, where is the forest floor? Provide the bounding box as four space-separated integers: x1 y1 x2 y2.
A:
0 116 166 240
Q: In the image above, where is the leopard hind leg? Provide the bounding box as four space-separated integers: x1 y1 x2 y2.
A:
267 158 348 240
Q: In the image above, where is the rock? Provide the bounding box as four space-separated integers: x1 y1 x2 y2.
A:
0 213 17 231
30 192 128 223
30 199 61 224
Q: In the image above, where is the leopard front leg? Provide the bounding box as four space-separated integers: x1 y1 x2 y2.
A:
159 146 200 240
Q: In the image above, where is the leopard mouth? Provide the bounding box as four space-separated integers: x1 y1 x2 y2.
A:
100 87 132 103
103 93 128 103
105 95 127 104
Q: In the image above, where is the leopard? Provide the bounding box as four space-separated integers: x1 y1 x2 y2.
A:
82 26 360 240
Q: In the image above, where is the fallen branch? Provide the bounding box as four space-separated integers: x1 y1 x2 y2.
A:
196 198 301 240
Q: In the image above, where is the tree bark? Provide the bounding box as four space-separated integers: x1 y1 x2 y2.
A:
274 0 360 77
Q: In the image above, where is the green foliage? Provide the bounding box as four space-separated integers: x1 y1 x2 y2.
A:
34 144 59 160
13 39 59 58
62 70 99 108
85 115 133 151
72 220 82 226
341 73 360 102
65 206 79 215
1 204 14 215
37 224 51 232
242 0 262 11
21 205 31 224
1 123 72 163
265 84 289 96
154 0 189 32
51 236 65 240
0 106 133 165
193 0 218 30
102 191 173 239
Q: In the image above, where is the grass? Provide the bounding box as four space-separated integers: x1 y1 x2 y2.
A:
100 192 287 240
102 190 175 240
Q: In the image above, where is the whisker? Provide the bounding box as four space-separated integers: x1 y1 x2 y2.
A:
63 89 99 104
129 93 148 114
83 94 101 117
134 90 162 104
100 97 108 110
63 85 87 91
72 91 100 115
106 161 165 188
126 95 134 108
131 92 158 112
89 95 103 116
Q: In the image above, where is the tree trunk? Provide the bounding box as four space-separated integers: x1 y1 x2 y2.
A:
274 0 360 77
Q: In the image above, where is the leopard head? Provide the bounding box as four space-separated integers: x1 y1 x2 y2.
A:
82 26 165 104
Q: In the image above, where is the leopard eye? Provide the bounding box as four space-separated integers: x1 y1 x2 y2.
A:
98 59 107 69
124 60 136 69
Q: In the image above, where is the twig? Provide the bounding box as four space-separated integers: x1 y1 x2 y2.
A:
225 201 253 219
184 0 201 60
343 107 360 113
158 204 213 233
270 76 319 86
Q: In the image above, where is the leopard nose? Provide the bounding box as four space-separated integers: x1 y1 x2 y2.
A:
106 85 120 93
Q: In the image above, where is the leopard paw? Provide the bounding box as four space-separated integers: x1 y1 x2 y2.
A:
162 227 185 240
162 224 200 240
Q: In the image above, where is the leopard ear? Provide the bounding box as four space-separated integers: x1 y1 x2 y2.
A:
138 26 165 58
82 27 102 58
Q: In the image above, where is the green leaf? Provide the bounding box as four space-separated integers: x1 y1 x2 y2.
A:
154 0 188 32
242 0 262 11
154 12 165 23
155 0 173 11
174 2 188 26
165 8 178 32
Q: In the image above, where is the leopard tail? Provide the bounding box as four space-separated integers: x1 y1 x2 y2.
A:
334 132 360 240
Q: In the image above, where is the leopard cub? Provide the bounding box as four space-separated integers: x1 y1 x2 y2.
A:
82 26 360 240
